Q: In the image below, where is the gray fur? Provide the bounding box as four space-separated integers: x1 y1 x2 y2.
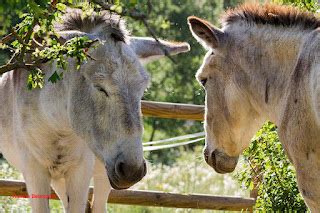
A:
0 8 190 212
55 8 128 42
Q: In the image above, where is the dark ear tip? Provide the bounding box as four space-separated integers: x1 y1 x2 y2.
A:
187 16 197 20
187 16 201 24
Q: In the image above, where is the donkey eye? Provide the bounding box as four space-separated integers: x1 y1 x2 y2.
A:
200 79 207 87
95 86 109 97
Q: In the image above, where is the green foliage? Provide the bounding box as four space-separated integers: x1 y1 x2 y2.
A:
1 0 152 84
0 0 98 88
0 0 26 36
27 68 45 89
236 122 307 211
0 0 26 65
27 35 95 88
274 0 318 12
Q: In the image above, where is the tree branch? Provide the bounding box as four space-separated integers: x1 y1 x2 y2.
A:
0 39 97 75
10 29 25 45
0 33 14 44
141 19 175 62
92 0 146 19
92 0 175 62
0 1 175 76
19 18 38 62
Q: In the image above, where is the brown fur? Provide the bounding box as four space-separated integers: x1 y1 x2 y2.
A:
223 3 320 29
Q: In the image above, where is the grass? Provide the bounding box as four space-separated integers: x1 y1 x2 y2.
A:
0 146 249 212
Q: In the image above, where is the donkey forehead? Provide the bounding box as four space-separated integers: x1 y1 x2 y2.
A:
92 40 133 61
89 41 149 84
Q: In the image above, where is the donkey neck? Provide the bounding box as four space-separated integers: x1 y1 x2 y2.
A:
229 24 312 125
40 62 79 131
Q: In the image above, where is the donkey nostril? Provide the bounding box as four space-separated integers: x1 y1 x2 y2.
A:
116 161 126 177
114 158 147 185
211 150 217 168
204 153 209 163
203 149 210 164
142 161 147 176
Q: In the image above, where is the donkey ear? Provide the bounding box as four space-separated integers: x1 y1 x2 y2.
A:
129 37 190 64
188 16 223 49
56 30 99 44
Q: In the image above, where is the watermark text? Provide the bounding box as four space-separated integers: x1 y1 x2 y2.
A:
11 194 55 199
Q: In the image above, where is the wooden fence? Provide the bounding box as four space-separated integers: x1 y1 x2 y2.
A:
0 100 256 211
141 100 204 121
0 180 255 211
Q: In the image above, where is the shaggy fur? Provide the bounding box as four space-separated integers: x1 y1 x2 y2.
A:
55 8 128 42
223 3 320 29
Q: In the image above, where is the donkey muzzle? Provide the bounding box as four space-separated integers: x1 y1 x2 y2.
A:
107 159 147 190
204 148 239 174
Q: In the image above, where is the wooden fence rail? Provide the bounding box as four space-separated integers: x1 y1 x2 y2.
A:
141 100 204 121
0 180 255 211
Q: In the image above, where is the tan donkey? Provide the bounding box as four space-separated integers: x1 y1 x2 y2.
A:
188 3 320 211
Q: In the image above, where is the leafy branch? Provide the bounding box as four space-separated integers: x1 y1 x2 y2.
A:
0 1 56 76
92 0 147 19
0 0 175 89
236 122 307 211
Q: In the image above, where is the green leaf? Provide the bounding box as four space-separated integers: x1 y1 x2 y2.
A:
48 71 62 83
56 3 67 12
27 1 42 17
129 0 138 6
110 5 123 13
27 68 44 89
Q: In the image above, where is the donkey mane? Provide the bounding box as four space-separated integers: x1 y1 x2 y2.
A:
223 3 320 30
55 8 128 42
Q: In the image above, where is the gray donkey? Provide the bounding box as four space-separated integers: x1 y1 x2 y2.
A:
0 9 189 212
189 3 320 211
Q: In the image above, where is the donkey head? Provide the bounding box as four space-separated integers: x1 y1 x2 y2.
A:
188 16 263 174
58 29 189 189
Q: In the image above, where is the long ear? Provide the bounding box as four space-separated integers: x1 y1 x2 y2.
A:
31 28 98 49
188 16 224 49
129 37 190 64
56 30 99 44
